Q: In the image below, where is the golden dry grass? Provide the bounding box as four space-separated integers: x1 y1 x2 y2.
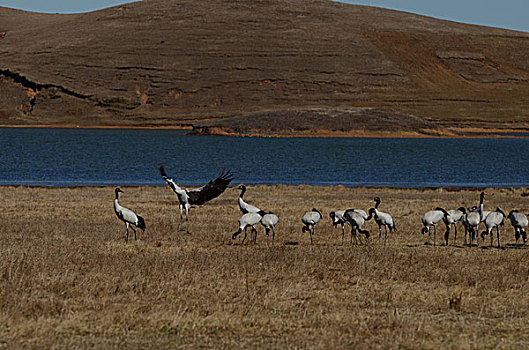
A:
1 185 529 348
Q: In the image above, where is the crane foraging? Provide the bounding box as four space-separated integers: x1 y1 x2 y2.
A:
507 210 529 246
113 188 146 242
159 164 232 233
329 210 347 243
260 212 279 246
232 211 266 245
421 207 449 246
302 208 322 245
480 207 506 248
443 207 466 245
343 208 371 245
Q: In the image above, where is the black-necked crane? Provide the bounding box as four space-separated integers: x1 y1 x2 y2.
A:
159 164 232 233
481 210 492 222
113 188 146 242
465 192 485 246
343 208 371 245
260 212 279 246
369 197 396 244
421 207 449 246
443 207 466 245
232 211 265 245
481 207 506 248
463 205 487 245
507 210 529 246
467 206 491 223
302 208 322 245
237 184 262 214
329 210 346 244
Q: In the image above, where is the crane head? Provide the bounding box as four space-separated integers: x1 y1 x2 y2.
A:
114 188 123 199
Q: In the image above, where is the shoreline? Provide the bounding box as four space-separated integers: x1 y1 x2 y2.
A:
1 123 529 139
0 184 526 191
195 127 529 139
0 124 194 131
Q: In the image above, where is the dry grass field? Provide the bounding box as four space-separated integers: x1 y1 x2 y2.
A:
1 185 529 348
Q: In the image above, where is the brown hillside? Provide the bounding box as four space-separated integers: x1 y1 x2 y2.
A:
1 0 529 135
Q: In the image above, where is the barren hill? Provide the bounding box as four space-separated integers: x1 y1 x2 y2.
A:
1 0 529 136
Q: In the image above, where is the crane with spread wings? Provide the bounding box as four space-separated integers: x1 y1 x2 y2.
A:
159 164 233 233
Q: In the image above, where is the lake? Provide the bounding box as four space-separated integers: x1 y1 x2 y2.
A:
0 127 528 188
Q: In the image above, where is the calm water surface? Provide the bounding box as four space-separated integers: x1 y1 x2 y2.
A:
0 127 528 188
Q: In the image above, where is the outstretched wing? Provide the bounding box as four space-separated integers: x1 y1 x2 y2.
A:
187 168 233 205
158 164 187 198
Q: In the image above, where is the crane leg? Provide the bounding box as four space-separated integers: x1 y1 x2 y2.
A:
497 226 501 248
241 227 248 245
310 225 314 245
125 223 130 242
444 226 450 246
454 224 458 243
427 226 431 245
185 206 190 234
131 226 137 241
178 204 183 231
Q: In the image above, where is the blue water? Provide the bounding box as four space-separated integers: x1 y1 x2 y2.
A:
0 127 528 188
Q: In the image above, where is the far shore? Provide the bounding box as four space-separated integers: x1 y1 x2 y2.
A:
1 123 529 139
